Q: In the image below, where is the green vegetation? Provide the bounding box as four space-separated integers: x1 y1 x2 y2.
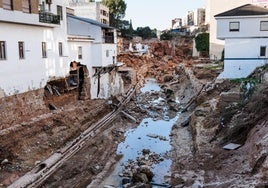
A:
135 27 157 39
101 0 127 28
204 62 223 70
160 31 174 40
195 32 209 57
119 19 134 39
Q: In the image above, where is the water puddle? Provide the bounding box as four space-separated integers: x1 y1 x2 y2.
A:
140 78 161 93
117 116 178 183
102 78 179 187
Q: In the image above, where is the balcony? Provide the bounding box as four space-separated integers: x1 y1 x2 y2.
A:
39 11 60 24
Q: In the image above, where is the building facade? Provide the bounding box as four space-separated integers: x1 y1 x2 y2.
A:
194 8 206 26
67 15 123 99
172 18 182 29
0 0 121 99
68 0 109 25
215 4 268 78
206 0 268 60
0 0 69 97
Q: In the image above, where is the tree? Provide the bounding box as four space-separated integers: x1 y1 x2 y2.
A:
101 0 127 28
195 32 209 57
135 26 157 39
160 31 173 40
119 19 134 39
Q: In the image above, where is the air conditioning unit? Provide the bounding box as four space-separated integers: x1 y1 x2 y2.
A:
46 0 52 4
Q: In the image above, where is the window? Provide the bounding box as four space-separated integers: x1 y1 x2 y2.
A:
3 0 13 10
0 41 6 60
229 22 240 32
78 46 82 59
260 21 268 31
59 42 63 56
57 5 63 20
42 42 47 58
18 42 25 59
22 0 31 13
260 46 266 57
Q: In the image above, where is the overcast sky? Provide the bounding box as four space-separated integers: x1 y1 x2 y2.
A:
123 0 206 30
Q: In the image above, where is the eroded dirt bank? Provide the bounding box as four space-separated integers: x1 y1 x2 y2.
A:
0 38 267 187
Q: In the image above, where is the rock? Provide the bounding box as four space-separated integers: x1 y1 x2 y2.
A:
163 75 174 82
180 117 190 127
104 185 116 188
1 159 9 165
122 178 131 185
194 109 207 117
263 72 268 83
35 161 41 165
218 91 242 109
133 172 148 183
192 180 203 188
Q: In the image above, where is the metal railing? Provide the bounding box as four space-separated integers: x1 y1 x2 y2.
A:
39 11 60 24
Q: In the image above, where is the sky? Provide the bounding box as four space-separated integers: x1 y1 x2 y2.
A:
123 0 206 30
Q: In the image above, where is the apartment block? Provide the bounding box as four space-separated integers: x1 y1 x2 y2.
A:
68 0 109 25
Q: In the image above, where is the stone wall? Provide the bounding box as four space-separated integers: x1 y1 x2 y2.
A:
0 89 49 130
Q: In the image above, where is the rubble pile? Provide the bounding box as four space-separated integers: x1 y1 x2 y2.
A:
119 149 164 188
118 39 194 84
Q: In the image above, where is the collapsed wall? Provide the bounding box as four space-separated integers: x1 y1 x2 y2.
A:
0 89 49 130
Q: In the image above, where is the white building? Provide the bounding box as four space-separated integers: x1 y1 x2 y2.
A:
206 0 268 60
68 0 109 25
0 0 123 99
215 4 268 78
0 0 70 97
172 18 182 29
67 15 124 98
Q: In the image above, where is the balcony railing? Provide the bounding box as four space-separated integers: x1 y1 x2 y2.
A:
39 11 60 24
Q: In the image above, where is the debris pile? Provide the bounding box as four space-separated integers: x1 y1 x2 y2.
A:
119 149 165 188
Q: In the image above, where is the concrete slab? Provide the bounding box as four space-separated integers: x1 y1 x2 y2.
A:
223 143 241 150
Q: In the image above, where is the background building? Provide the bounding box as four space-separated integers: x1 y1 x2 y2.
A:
172 18 182 29
194 8 206 26
68 0 109 25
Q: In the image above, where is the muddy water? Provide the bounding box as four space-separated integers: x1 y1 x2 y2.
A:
100 78 180 187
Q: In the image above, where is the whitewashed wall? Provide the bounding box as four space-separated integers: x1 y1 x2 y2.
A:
218 38 267 79
90 71 124 99
91 44 116 67
67 16 102 42
0 0 70 97
0 23 69 96
67 41 92 66
216 16 268 39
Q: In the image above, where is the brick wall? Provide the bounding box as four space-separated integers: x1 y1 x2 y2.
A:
0 89 49 130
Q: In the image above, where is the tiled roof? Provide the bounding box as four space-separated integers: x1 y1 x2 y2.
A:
215 4 268 17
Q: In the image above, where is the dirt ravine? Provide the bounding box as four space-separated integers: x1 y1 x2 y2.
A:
1 38 268 188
